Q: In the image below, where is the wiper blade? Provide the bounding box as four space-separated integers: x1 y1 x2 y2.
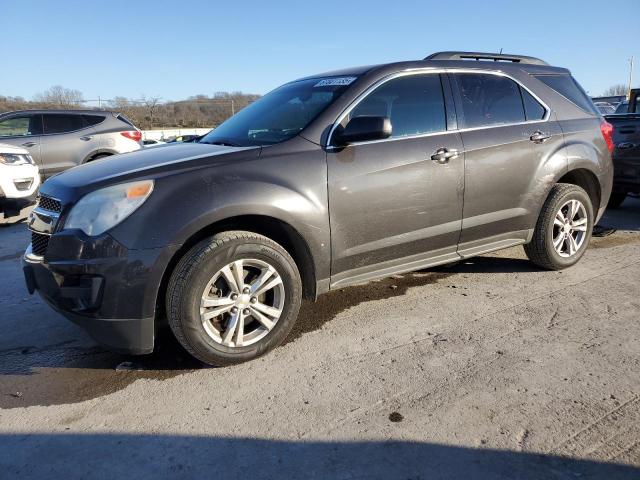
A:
201 140 242 147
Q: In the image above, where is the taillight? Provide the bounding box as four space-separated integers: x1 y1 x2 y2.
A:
121 130 142 142
600 120 614 154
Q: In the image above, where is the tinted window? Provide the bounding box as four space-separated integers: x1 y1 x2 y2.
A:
614 102 628 114
455 73 525 128
349 74 446 138
43 114 85 134
521 88 546 120
82 114 105 127
116 114 136 128
534 74 598 114
0 115 42 137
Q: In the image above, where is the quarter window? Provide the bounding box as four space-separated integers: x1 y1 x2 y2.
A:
521 88 546 121
43 114 85 134
348 74 447 138
454 73 526 128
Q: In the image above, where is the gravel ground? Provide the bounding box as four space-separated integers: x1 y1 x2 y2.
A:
0 198 639 479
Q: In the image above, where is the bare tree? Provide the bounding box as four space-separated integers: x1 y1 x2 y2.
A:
141 95 162 128
602 84 628 96
33 85 84 106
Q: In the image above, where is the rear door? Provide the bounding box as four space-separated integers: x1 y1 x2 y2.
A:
40 113 99 177
0 113 43 167
450 72 562 255
327 72 465 287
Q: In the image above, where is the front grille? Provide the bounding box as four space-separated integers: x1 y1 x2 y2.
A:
31 232 50 257
37 195 62 213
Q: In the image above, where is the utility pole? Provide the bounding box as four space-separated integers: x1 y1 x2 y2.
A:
231 99 235 116
629 56 634 99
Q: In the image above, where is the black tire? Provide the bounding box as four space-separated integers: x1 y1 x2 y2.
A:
166 231 302 366
607 191 627 209
524 183 594 270
88 153 111 162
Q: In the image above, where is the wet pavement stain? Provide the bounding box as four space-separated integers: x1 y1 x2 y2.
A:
589 234 640 249
0 331 200 409
285 271 453 344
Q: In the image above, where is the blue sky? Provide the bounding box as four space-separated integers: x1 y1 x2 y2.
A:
2 0 638 101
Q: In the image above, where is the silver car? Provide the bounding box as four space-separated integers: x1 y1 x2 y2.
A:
0 110 143 179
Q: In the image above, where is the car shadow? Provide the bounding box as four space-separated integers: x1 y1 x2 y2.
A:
0 434 637 479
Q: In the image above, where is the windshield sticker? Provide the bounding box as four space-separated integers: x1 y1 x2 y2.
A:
314 77 357 87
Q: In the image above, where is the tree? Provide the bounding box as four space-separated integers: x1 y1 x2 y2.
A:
141 95 162 128
602 84 628 96
33 85 84 106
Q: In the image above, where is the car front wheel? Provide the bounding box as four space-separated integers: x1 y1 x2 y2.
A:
166 231 302 366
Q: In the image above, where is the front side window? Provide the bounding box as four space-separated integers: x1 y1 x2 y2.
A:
454 73 526 128
347 74 447 138
0 115 41 137
200 77 357 146
43 114 85 134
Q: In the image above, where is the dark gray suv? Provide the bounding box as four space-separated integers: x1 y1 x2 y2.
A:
23 51 613 366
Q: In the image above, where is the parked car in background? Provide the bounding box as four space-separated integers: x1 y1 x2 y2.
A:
594 102 616 115
143 139 166 147
0 110 143 179
0 143 40 217
24 51 613 366
604 89 640 207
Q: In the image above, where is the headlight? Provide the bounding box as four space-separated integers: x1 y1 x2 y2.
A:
65 180 154 236
0 153 34 165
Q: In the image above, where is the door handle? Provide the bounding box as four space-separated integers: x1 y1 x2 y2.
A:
22 141 37 148
80 136 93 141
530 131 551 143
431 148 459 164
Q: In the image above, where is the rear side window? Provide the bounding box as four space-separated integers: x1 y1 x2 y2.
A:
453 73 525 128
43 114 85 134
521 89 546 121
534 74 597 115
349 74 447 138
82 114 106 127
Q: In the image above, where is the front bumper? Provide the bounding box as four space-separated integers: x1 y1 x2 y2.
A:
22 233 178 355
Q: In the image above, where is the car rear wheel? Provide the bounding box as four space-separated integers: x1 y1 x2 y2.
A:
524 183 593 270
607 191 627 209
166 231 302 366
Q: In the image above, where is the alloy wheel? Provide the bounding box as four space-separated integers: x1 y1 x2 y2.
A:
199 259 285 347
552 199 588 258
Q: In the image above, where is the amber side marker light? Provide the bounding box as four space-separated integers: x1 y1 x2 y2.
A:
126 181 153 199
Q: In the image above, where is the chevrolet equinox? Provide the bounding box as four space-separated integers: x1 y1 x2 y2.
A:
23 51 614 366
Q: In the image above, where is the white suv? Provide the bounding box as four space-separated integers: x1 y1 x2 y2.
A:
0 143 40 217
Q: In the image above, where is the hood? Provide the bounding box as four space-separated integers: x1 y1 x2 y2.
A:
0 143 30 155
41 143 260 202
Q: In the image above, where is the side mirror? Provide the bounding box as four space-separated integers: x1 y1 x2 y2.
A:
335 116 392 145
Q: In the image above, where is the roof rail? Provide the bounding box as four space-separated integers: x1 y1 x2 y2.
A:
425 51 548 66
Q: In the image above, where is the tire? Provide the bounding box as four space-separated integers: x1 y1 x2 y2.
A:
166 231 302 366
88 153 111 162
524 183 594 270
607 191 627 209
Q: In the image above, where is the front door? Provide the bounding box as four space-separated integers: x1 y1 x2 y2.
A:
327 73 464 288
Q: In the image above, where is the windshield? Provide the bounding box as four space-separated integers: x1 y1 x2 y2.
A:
200 77 357 146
